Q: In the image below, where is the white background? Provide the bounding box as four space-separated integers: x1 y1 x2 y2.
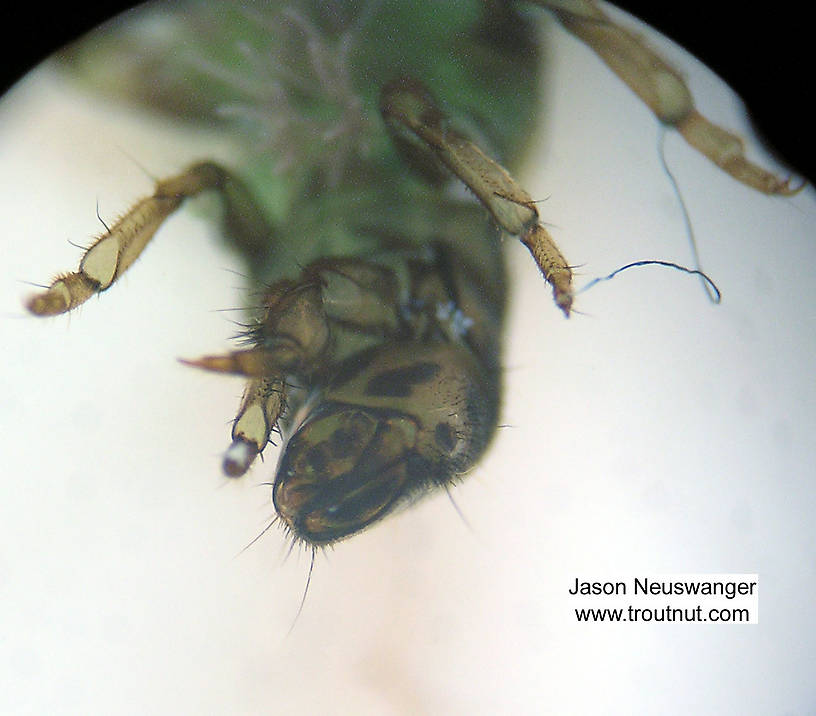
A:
1 5 814 714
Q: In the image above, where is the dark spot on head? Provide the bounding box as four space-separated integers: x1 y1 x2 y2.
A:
307 445 329 474
434 422 457 453
364 362 440 397
328 349 379 389
329 428 354 458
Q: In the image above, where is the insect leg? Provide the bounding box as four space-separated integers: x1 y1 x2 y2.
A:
528 0 802 194
26 161 273 316
223 377 287 477
380 77 573 317
183 257 404 378
182 257 407 477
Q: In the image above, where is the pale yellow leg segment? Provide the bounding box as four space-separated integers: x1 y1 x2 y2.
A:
532 0 803 195
180 349 272 378
380 78 573 316
223 377 287 477
26 162 272 316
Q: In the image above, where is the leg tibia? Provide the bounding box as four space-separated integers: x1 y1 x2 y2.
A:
380 77 573 316
531 0 803 195
223 377 287 477
26 161 273 316
27 193 182 315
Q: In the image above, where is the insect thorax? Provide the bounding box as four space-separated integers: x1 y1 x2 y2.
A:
248 227 505 544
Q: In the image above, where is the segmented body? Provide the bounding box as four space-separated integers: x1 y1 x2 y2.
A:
58 0 541 545
27 0 797 546
221 1 537 544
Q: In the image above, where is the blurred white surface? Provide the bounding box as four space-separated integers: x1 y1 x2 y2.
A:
1 6 814 715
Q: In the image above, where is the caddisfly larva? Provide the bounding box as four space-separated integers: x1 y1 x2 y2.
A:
22 0 800 547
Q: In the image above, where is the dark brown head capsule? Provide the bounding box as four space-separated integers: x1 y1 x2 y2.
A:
273 342 498 545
